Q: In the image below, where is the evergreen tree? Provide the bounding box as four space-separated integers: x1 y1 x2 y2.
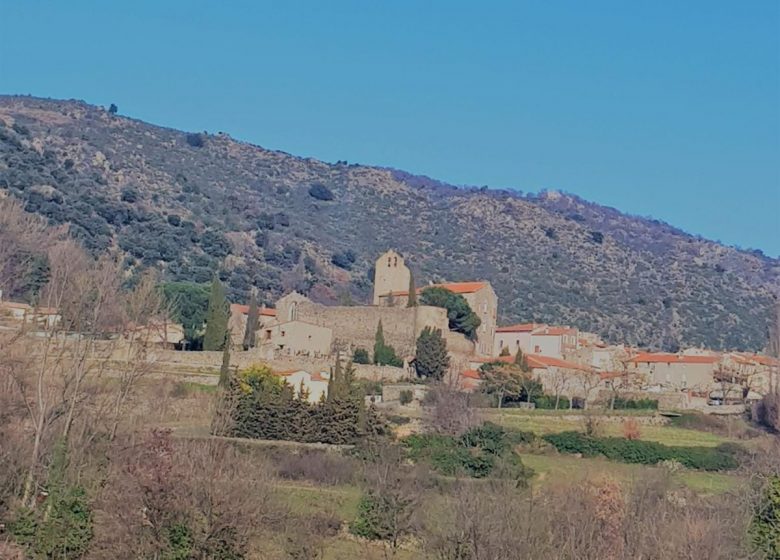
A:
373 320 404 367
242 288 259 350
514 349 530 371
415 327 449 380
219 332 231 387
203 276 229 351
419 287 481 340
406 270 417 307
373 321 385 365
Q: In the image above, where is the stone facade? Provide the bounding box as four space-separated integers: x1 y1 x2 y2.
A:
275 292 460 359
377 281 497 357
626 353 719 391
373 249 411 305
258 320 333 357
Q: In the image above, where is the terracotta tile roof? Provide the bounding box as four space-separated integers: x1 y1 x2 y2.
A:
525 354 591 372
461 369 482 380
385 281 488 297
1 301 32 310
532 326 576 336
473 354 590 372
730 353 779 367
626 352 720 365
496 323 539 333
230 303 276 317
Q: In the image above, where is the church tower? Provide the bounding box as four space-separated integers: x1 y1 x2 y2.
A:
372 250 411 305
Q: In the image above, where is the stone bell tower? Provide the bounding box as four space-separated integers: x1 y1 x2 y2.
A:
372 249 411 305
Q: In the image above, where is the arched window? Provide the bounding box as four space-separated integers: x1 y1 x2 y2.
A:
387 257 392 267
393 257 398 267
288 301 298 321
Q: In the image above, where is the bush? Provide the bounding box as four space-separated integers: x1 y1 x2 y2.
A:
403 423 532 482
612 397 658 410
399 390 414 405
186 132 205 147
331 250 356 270
532 394 570 410
308 183 334 201
543 431 740 471
271 449 357 485
622 418 641 440
353 347 371 364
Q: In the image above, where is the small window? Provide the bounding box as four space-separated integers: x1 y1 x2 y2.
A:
393 257 398 267
281 331 286 337
388 257 392 266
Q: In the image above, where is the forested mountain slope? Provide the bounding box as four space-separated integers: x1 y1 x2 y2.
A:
0 95 776 350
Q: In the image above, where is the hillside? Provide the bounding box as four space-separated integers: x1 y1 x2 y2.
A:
0 95 776 351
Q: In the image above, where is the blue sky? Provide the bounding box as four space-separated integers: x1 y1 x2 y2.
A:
2 1 779 255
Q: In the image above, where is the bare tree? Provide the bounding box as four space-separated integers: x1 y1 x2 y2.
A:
0 198 63 299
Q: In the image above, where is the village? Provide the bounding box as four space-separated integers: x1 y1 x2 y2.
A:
2 248 776 414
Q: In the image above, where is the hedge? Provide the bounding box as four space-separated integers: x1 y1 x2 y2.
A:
612 397 659 410
543 431 740 471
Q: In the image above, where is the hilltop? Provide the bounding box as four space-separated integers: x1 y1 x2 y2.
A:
0 95 776 350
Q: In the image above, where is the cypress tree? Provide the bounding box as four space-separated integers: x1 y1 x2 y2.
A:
406 270 417 307
514 349 530 372
373 321 385 365
203 276 229 351
243 288 259 350
415 327 450 380
219 332 231 387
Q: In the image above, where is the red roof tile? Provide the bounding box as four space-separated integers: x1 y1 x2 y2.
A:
525 354 591 371
386 281 488 297
496 323 539 333
532 326 576 336
231 303 276 316
626 353 720 365
461 369 482 380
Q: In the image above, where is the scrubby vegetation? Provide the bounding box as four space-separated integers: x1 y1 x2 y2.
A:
225 362 385 445
1 96 774 348
543 431 741 471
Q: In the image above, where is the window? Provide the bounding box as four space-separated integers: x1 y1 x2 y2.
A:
388 257 392 266
393 256 398 267
281 330 286 337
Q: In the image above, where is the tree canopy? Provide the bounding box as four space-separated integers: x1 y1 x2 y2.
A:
419 287 481 341
415 327 449 380
203 276 229 351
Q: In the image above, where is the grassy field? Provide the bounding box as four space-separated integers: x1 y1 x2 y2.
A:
484 409 731 447
518 453 740 495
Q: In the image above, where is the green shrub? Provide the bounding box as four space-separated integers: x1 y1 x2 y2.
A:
399 390 413 405
353 347 371 364
402 424 532 481
750 476 780 559
543 431 740 471
612 397 658 410
532 394 571 409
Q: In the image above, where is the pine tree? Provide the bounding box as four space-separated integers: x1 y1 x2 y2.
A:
203 276 229 351
243 288 259 350
406 270 417 307
415 327 450 380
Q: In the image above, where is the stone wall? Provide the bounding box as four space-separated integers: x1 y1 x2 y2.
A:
292 300 450 359
382 383 430 403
